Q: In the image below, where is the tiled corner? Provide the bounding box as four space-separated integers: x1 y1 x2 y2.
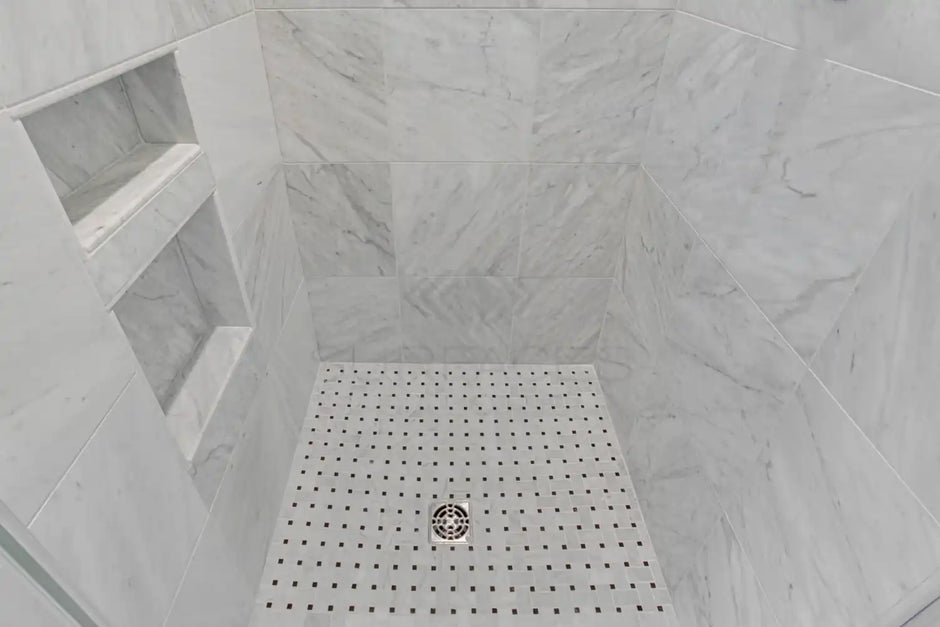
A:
307 277 401 362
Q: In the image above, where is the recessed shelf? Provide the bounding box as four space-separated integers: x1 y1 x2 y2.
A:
65 142 202 253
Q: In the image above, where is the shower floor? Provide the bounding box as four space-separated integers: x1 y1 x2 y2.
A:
249 363 676 627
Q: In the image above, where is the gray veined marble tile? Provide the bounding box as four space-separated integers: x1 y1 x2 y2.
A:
520 164 636 277
533 11 671 163
166 0 252 38
177 13 283 232
392 163 526 277
258 10 387 162
645 12 940 359
510 278 609 363
120 54 197 144
287 164 395 278
672 516 780 627
384 10 539 161
728 373 940 627
400 276 514 363
307 277 401 362
269 284 319 433
811 161 940 522
0 1 175 105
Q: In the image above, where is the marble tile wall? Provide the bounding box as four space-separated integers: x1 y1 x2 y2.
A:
1 9 315 627
593 3 940 624
257 4 673 363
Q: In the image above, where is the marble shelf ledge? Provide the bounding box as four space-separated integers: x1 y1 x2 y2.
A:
73 143 215 308
164 326 253 464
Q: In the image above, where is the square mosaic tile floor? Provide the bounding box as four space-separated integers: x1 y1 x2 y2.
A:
250 363 677 627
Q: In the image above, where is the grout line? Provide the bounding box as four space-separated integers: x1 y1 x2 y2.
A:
253 6 674 10
673 10 795 51
28 374 136 528
282 160 642 166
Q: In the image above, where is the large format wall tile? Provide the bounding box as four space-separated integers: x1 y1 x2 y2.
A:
0 1 175 105
672 516 780 627
234 170 305 362
29 374 207 627
729 374 940 627
178 13 282 232
511 278 609 363
400 276 514 362
811 163 940 521
287 163 395 277
520 164 636 277
258 10 387 162
533 11 671 163
307 277 401 362
166 0 252 38
646 12 940 359
0 119 138 521
392 163 526 277
384 10 539 161
268 284 320 431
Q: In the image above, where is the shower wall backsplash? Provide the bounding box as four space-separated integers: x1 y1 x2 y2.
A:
256 5 673 363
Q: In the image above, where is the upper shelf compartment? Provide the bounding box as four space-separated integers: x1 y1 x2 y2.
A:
21 52 215 307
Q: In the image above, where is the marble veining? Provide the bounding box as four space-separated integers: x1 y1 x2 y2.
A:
258 10 387 162
286 163 395 277
267 284 320 432
384 10 539 161
729 374 940 627
307 277 401 362
520 164 636 277
510 277 610 363
392 163 526 277
533 10 671 163
400 276 514 362
166 0 252 38
120 55 197 144
811 163 940 521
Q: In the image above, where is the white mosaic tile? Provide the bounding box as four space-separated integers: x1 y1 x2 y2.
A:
250 363 675 626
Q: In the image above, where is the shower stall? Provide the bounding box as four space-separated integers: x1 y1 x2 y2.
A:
2 2 940 626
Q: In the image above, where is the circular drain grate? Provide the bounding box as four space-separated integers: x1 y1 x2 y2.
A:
430 501 471 544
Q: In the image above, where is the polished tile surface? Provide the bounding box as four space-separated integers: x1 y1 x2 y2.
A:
251 364 676 626
307 277 402 362
533 11 671 163
384 10 539 161
258 10 387 162
287 163 395 277
393 163 525 277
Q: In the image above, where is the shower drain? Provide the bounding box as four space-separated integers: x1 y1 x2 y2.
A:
429 501 471 544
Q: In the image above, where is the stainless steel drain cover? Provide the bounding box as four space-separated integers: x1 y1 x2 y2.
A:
429 501 471 544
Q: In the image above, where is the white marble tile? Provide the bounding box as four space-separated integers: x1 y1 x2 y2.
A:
672 516 780 627
268 284 319 432
0 118 138 522
211 370 300 586
385 10 539 161
176 195 253 327
533 11 671 163
728 373 940 627
664 242 804 504
520 164 636 277
542 0 674 6
121 54 198 144
307 277 401 362
400 277 514 362
673 0 763 35
388 0 537 6
189 334 265 505
29 373 207 627
258 10 387 162
22 76 141 197
177 13 283 232
81 147 214 306
811 164 940 521
392 163 525 277
510 278 609 363
164 512 256 627
646 12 940 359
287 164 395 277
113 238 212 408
166 0 252 38
0 1 175 105
234 169 305 362
763 0 940 94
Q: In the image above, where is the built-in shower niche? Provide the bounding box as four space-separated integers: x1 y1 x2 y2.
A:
112 196 253 463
